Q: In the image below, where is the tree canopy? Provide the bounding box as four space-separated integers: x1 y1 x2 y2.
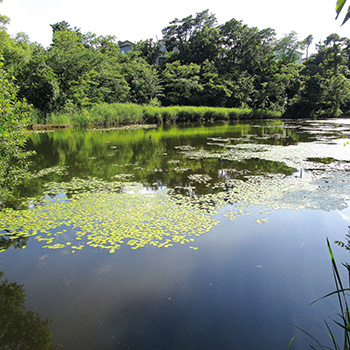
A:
0 9 349 121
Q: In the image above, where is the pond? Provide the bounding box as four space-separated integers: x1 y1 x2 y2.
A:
1 119 350 349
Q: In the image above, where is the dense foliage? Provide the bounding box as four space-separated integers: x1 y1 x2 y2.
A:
0 59 32 203
1 9 350 123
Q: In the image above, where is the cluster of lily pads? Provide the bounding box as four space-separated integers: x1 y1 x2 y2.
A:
0 178 219 254
2 167 350 255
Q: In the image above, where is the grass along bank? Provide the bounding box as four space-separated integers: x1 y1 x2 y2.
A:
29 103 282 128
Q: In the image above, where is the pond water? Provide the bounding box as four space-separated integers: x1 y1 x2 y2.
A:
2 119 350 349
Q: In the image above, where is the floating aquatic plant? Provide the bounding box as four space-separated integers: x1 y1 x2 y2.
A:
256 218 269 224
173 167 191 173
112 174 134 180
0 179 219 253
187 174 212 184
174 145 196 151
179 138 350 172
28 166 69 179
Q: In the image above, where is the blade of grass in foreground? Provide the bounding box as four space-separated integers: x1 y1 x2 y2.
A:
326 238 350 350
286 337 294 349
289 322 333 349
291 239 350 349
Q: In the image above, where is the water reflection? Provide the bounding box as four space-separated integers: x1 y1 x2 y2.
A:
22 120 350 195
3 120 350 254
2 119 350 349
0 233 28 252
25 122 299 185
0 271 54 349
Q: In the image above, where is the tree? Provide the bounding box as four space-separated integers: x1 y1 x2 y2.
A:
262 63 302 112
0 59 32 203
320 66 350 116
161 61 203 105
162 10 218 64
285 32 350 118
90 34 120 56
218 19 276 95
50 20 71 34
302 34 314 60
46 24 134 109
120 56 162 104
188 26 220 64
133 39 164 65
48 27 103 108
274 31 302 65
77 60 130 105
228 71 255 108
0 30 31 75
318 33 347 73
197 60 232 106
16 44 59 113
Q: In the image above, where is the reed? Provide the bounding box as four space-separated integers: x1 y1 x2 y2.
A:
46 111 71 126
291 238 350 350
315 238 350 350
28 103 282 128
88 103 144 126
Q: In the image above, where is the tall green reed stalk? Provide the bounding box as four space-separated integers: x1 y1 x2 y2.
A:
317 238 350 349
290 238 350 350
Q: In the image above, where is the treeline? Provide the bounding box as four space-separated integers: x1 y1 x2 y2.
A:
1 10 350 120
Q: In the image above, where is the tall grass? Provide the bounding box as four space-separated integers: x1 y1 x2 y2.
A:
291 238 350 350
315 238 350 350
89 103 144 126
28 103 282 128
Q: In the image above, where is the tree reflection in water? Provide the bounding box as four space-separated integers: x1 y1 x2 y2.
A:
0 236 54 350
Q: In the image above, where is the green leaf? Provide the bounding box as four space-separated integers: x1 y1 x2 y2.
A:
342 6 350 24
336 0 347 18
286 337 294 349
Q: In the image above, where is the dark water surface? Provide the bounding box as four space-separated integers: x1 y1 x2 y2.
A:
2 119 350 349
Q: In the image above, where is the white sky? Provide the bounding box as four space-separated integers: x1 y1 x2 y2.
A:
1 0 349 56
